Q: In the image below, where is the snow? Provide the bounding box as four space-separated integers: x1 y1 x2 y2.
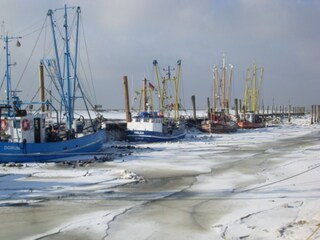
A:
1 113 320 240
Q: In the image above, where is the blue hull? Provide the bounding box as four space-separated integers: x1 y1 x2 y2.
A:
0 130 106 163
127 129 186 143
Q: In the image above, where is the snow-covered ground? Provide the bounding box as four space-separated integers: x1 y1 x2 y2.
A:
0 114 320 240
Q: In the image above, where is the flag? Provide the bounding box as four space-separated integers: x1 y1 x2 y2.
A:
148 82 155 90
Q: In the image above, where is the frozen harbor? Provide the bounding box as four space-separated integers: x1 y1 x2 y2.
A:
0 117 320 240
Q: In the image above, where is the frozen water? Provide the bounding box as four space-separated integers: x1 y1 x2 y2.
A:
1 113 320 239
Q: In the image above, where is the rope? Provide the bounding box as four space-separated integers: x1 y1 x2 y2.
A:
237 163 320 193
80 15 97 105
15 17 47 90
306 224 320 240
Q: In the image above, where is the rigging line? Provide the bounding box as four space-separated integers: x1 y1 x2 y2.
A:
66 19 91 103
19 22 51 39
45 88 60 104
12 15 47 37
68 10 77 36
0 48 5 90
236 163 320 193
179 67 185 111
53 14 65 44
80 15 97 104
0 74 6 91
29 86 40 103
306 223 320 240
24 69 39 101
15 17 47 90
0 46 4 62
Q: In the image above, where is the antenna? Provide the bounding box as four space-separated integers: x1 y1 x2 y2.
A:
1 20 5 38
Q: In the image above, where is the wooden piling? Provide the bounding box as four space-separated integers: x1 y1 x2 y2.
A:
39 62 45 112
191 95 196 121
143 78 147 112
288 105 291 122
123 76 132 122
207 97 211 120
234 98 239 120
311 105 314 125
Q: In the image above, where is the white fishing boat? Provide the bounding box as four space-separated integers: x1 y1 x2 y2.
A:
237 63 265 129
127 60 186 142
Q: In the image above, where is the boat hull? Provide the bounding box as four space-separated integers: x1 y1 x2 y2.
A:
200 122 237 134
126 128 186 143
237 121 265 129
0 130 106 163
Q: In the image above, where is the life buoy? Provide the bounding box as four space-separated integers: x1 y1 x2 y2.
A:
22 119 30 131
1 119 8 130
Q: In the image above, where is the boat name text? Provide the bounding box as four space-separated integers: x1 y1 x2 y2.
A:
4 146 21 151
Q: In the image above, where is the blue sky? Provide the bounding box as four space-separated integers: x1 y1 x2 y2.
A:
0 0 319 110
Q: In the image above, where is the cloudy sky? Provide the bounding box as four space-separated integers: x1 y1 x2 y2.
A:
0 0 319 110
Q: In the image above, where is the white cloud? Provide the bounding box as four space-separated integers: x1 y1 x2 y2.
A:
0 0 319 109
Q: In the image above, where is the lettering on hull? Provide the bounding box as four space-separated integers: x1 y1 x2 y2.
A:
134 131 145 135
4 146 21 151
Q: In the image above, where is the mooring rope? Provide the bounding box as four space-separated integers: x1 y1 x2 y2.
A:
305 223 320 240
237 163 320 193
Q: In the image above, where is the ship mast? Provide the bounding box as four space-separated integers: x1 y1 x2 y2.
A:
243 62 264 113
222 53 226 109
212 65 218 115
0 32 21 115
174 60 182 121
47 5 81 130
153 60 163 113
153 60 182 120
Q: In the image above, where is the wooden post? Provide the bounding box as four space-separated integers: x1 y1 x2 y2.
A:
313 105 316 124
191 95 196 121
143 78 147 112
288 105 291 122
207 97 211 120
39 62 45 112
123 76 132 122
234 98 239 120
311 105 314 125
239 99 242 113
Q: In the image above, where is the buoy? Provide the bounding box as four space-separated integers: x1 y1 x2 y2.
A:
22 119 30 131
1 119 8 130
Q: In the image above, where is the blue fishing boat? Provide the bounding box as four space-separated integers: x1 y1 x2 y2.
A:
126 60 186 142
0 5 106 163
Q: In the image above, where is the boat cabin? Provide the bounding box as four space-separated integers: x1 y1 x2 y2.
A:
1 113 47 143
127 111 164 132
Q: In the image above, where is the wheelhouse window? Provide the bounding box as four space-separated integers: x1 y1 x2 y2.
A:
14 120 21 129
